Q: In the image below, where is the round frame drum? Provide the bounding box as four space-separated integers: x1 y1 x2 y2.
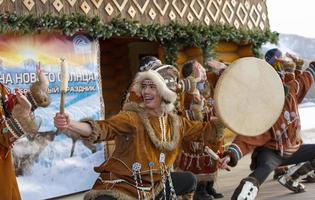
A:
214 57 285 136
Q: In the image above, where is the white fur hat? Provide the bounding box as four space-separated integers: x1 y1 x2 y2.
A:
132 70 177 105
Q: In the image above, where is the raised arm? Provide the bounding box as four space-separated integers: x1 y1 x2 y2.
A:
284 62 315 103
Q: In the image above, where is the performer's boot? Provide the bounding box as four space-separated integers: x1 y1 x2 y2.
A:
273 166 288 180
181 192 194 200
231 176 259 200
277 162 313 193
302 172 315 183
206 181 223 199
193 181 213 200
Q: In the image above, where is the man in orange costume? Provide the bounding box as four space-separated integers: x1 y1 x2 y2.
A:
54 64 224 200
177 60 225 200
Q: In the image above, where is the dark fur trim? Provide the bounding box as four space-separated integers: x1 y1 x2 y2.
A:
80 119 102 143
26 91 38 111
4 117 25 139
223 151 238 167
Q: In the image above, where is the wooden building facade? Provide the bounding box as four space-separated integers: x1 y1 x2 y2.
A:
0 0 278 157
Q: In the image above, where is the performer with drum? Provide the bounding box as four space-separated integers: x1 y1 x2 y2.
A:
54 64 225 200
177 60 225 200
219 50 315 200
271 51 315 182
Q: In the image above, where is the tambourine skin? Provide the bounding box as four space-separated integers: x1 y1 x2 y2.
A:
214 57 285 136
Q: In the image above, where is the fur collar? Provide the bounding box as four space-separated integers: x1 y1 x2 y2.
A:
123 102 180 151
26 91 38 111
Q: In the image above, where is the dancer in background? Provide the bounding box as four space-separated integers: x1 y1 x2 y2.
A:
219 49 315 199
177 60 225 200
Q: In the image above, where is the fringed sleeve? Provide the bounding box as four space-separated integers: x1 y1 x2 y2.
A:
80 111 135 143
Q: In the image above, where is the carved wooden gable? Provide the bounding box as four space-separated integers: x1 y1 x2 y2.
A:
0 0 269 30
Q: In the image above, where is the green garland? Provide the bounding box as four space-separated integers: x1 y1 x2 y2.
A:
0 13 279 65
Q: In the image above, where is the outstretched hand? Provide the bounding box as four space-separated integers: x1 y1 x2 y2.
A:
14 88 32 113
54 112 70 132
207 60 226 69
36 62 42 74
286 52 300 63
275 57 296 72
218 155 231 171
35 61 49 91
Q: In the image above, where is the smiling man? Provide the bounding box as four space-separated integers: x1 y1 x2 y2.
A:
54 65 224 200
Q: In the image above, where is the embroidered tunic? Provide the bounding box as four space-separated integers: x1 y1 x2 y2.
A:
0 83 21 200
83 103 219 200
177 71 223 178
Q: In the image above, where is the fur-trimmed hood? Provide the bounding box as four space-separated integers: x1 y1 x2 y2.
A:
132 70 177 105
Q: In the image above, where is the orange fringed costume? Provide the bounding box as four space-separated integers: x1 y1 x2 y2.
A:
0 83 21 200
82 102 221 200
177 71 224 179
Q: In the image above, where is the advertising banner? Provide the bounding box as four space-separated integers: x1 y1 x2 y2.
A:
0 33 104 199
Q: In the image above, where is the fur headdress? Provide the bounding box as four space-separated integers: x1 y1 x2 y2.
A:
139 56 162 72
150 64 179 92
132 66 178 112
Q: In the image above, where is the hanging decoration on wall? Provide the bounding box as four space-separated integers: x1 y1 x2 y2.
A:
0 13 279 65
